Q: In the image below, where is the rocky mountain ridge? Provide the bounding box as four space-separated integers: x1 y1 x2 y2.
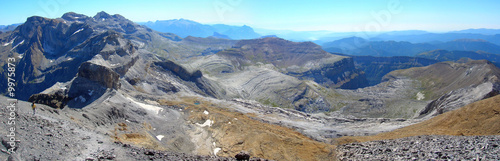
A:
141 19 261 39
416 49 500 67
323 36 500 57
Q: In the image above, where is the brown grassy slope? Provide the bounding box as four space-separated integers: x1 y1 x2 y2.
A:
160 97 336 161
336 94 500 145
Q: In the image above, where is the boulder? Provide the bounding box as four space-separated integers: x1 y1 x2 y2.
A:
235 151 250 160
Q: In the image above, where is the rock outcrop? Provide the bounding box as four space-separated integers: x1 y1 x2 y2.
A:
28 92 69 109
235 151 251 160
76 62 121 89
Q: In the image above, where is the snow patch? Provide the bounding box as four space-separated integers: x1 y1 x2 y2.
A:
196 119 214 127
3 36 16 46
416 92 425 100
18 54 24 59
67 57 74 61
203 110 209 115
156 135 165 141
10 39 24 51
127 97 163 114
71 28 84 36
214 148 221 156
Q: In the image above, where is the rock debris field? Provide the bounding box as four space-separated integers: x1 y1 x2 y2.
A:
337 135 500 160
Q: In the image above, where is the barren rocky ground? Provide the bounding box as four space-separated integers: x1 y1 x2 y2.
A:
337 135 500 160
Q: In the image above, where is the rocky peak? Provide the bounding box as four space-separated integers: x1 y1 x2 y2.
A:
18 16 62 39
93 11 128 22
94 11 112 20
61 12 89 21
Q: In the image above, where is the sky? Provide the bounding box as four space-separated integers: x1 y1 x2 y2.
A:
1 0 499 32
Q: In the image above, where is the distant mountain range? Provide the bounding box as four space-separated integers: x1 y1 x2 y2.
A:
449 28 500 35
416 49 500 67
323 37 500 57
0 23 20 32
139 19 260 40
4 17 500 43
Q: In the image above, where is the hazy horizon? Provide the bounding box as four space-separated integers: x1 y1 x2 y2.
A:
1 0 500 32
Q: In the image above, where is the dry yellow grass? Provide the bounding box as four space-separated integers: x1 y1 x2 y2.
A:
112 122 165 150
162 96 337 161
336 95 500 145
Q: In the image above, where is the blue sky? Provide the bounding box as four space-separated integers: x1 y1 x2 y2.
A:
1 0 499 32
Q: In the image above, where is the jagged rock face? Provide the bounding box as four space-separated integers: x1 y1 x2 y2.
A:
0 11 234 108
4 16 94 100
0 12 141 101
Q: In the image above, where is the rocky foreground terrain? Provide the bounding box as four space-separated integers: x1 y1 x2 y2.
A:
335 94 500 160
337 135 500 160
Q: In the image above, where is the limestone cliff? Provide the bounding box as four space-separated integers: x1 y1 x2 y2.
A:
217 37 369 89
